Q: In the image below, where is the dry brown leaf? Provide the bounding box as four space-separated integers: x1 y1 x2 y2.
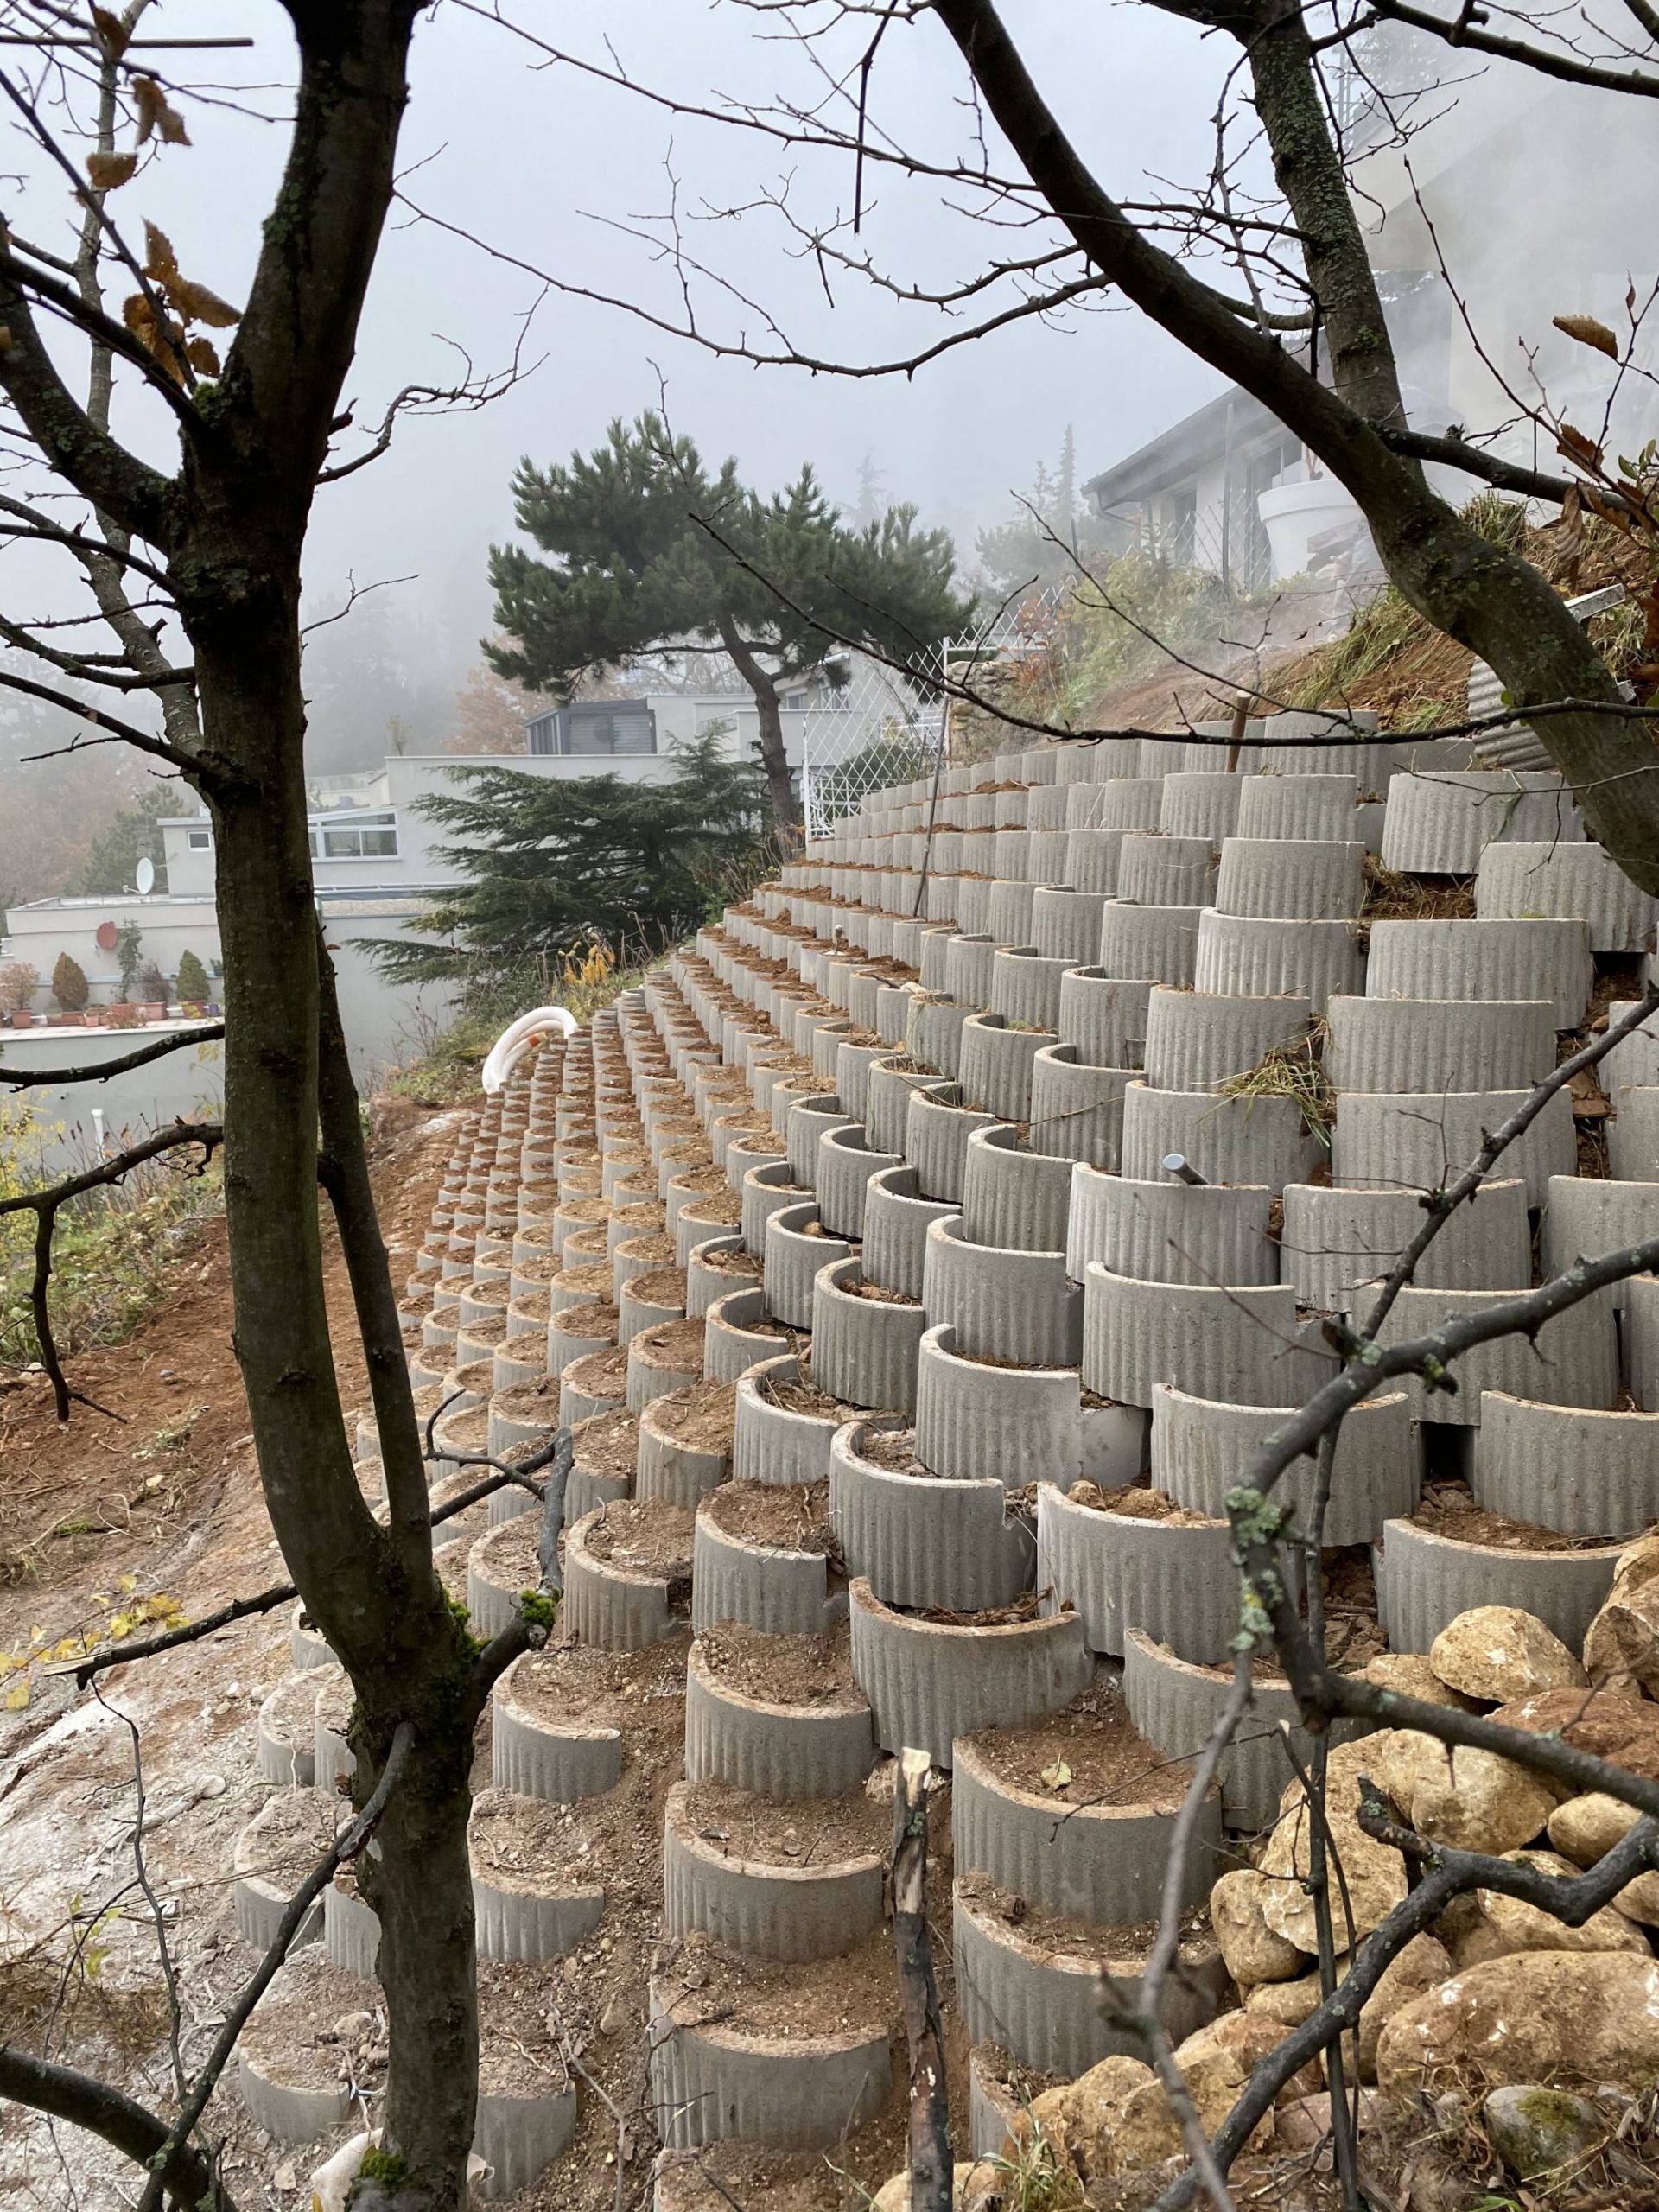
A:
86 150 137 193
121 294 186 386
168 276 240 329
1558 422 1605 467
1554 312 1620 360
132 77 188 149
92 7 130 58
184 334 220 377
142 220 180 287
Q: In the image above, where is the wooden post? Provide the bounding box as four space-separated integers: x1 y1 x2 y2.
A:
892 1746 951 2212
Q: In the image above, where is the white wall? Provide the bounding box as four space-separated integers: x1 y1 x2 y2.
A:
1 1021 224 1177
2 895 221 1007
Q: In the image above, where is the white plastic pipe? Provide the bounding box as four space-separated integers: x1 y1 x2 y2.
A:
480 1005 577 1094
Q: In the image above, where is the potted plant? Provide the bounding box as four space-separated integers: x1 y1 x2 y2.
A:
175 948 210 1014
51 952 89 1024
137 959 168 1020
0 960 37 1027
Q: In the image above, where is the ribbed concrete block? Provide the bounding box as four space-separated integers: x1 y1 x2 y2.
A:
785 1096 853 1187
637 1396 731 1505
648 1969 891 2151
1066 1166 1278 1287
832 1036 886 1122
1141 986 1313 1094
830 1421 1033 1610
957 878 995 934
1120 1082 1322 1196
814 1123 900 1241
1057 965 1151 1066
912 1321 1080 1487
1602 1001 1659 1090
628 1321 706 1414
662 1783 881 1962
561 1508 683 1650
924 872 963 924
1366 1281 1618 1423
1037 1484 1236 1662
1236 772 1358 842
1117 834 1216 908
1611 1086 1659 1180
810 1257 927 1413
944 931 996 1012
702 1287 789 1383
960 1122 1072 1252
958 1014 1052 1122
1072 776 1164 833
323 1878 380 1980
740 1159 807 1258
1159 771 1242 844
1097 902 1201 986
1381 770 1581 873
691 1510 837 1637
1151 1382 1418 1547
763 1203 851 1331
867 1056 952 1156
849 1580 1091 1765
1281 1179 1530 1310
923 1216 1081 1366
236 1955 365 2143
988 878 1038 944
490 1650 623 1801
1477 840 1656 952
918 926 956 994
684 1640 874 1800
1031 886 1110 963
1365 918 1592 1027
1027 1046 1132 1167
906 995 971 1079
905 1084 998 1203
1084 1268 1329 1410
1123 1628 1367 1830
685 1235 751 1321
473 2078 577 2201
1193 910 1363 1011
1062 828 1125 894
1375 1516 1623 1655
952 1735 1221 1925
1332 1087 1573 1209
547 1304 616 1380
989 946 1070 1033
861 1164 955 1298
1216 836 1364 920
1323 994 1555 1093
1475 1390 1659 1536
732 1355 848 1486
953 1887 1224 2084
1541 1175 1659 1318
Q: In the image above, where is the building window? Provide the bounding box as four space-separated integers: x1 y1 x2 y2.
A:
308 809 399 861
530 702 658 756
187 829 211 850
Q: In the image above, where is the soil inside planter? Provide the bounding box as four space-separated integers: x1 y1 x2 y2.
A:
681 1192 744 1230
583 1497 696 1595
843 1278 922 1306
696 1618 860 1708
696 1246 763 1281
909 1589 1054 1627
647 1377 738 1453
492 1374 563 1427
240 1952 386 2094
473 1513 543 1593
467 1280 512 1311
550 1262 614 1304
457 1316 510 1351
615 1233 677 1267
509 1288 552 1325
957 1872 1211 1974
442 1358 495 1402
503 1629 691 1737
969 1679 1192 1810
572 1408 640 1484
850 1426 939 1478
469 1784 610 1896
236 1784 344 1878
628 1267 688 1308
671 1165 730 1196
511 1255 560 1286
678 1776 885 1866
635 1318 708 1371
1069 1479 1218 1529
703 1478 837 1558
554 1300 620 1341
760 1363 862 1422
660 1925 896 2037
1412 1478 1619 1552
434 1405 491 1458
565 1344 632 1398
477 1961 572 2097
558 1198 613 1227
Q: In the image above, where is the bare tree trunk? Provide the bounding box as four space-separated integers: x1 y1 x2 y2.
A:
892 1749 951 2212
716 615 802 836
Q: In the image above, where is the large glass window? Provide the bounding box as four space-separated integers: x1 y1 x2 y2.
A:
308 810 399 860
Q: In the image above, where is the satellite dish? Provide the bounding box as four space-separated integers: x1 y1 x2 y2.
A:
95 919 118 952
135 856 155 895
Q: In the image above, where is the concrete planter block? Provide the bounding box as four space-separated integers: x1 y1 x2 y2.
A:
1117 833 1217 908
874 983 912 1046
1142 986 1314 1094
1066 1164 1278 1287
662 1783 881 1961
490 1649 624 1801
842 969 881 1034
1029 783 1071 831
924 1215 1082 1366
1375 1516 1623 1654
257 1674 322 1786
558 1345 628 1428
1036 1484 1236 1662
866 1054 952 1156
961 1122 1073 1252
1159 771 1242 843
952 1885 1224 2084
1236 772 1358 842
637 1394 732 1504
1541 1175 1659 1319
811 1256 927 1413
956 875 995 932
1057 964 1150 1066
1151 1381 1417 1547
830 1419 1033 1610
914 1321 1080 1485
945 930 997 1010
473 1844 604 1967
906 995 971 1079
473 2080 578 2202
1084 1268 1328 1410
547 1304 617 1379
1028 1046 1132 1167
685 1234 752 1319
763 1203 852 1331
861 1164 955 1298
1475 1389 1659 1535
923 871 963 923
785 1094 853 1186
1193 910 1363 1010
989 945 1070 1033
237 1955 372 2143
905 1084 999 1202
830 1038 887 1121
1367 1281 1618 1422
562 1506 686 1650
1477 840 1657 952
691 1507 840 1636
1062 827 1125 894
702 1286 789 1383
849 1579 1091 1764
460 1279 512 1332
1602 1001 1659 1090
1365 918 1592 1028
648 1967 891 2152
988 878 1037 944
684 1638 874 1800
1120 1082 1322 1196
1097 902 1202 987
740 1159 809 1257
1124 1628 1368 1829
1381 769 1581 873
323 1878 380 1980
1282 1179 1530 1311
1611 1085 1659 1179
723 1134 789 1195
958 1012 1054 1121
732 1353 849 1484
676 1201 743 1268
1216 836 1364 920
814 1124 900 1241
627 1319 707 1413
918 925 957 994
952 1733 1221 1927
1028 828 1075 885
1324 993 1554 1093
1333 1087 1573 1208
232 1790 333 1950
1073 776 1163 833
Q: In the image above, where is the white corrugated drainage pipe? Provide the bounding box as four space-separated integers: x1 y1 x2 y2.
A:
480 1005 577 1093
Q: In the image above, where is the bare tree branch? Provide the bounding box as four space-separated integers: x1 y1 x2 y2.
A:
0 1022 224 1090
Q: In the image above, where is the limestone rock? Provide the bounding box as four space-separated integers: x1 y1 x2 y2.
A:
1484 2085 1606 2181
1066 2055 1180 2177
873 2167 1002 2212
1356 1933 1453 2080
1259 1743 1408 1953
1210 1867 1308 1987
1370 1729 1554 1853
1491 1686 1659 1786
1476 1847 1650 1955
1274 2089 1383 2152
1583 1533 1659 1696
1163 2012 1306 2149
1548 1790 1640 1867
1244 1973 1324 2029
1429 1606 1586 1705
1376 1951 1659 2103
1361 1653 1476 1711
